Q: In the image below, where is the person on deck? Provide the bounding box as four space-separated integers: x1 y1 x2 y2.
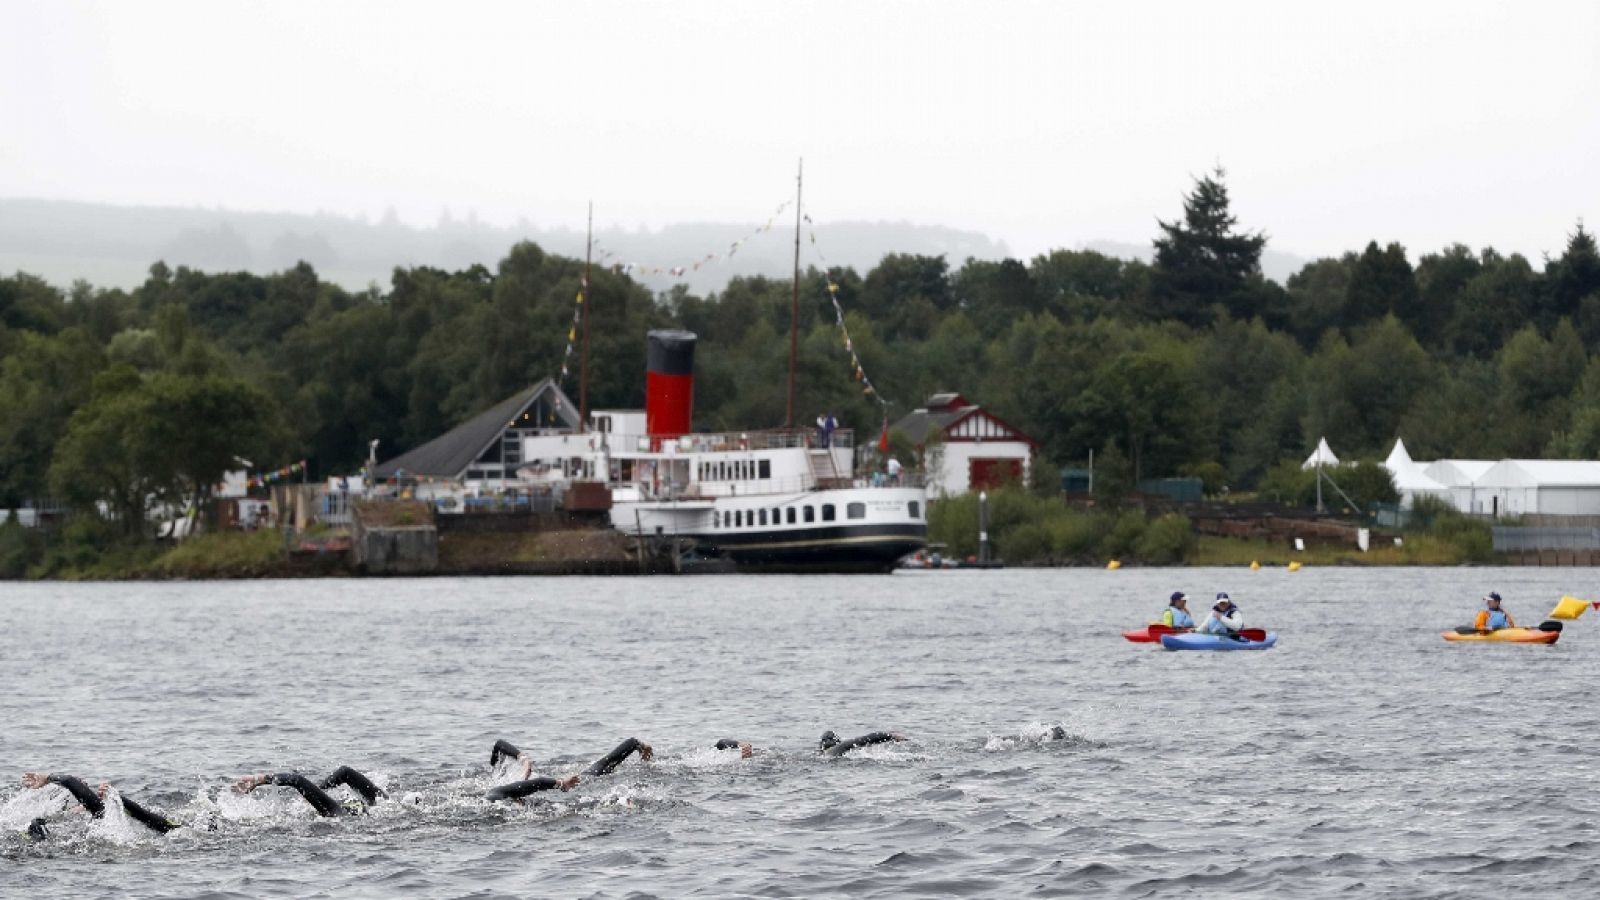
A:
816 413 838 449
818 730 907 757
1160 592 1194 629
1195 593 1243 636
20 772 178 835
1475 592 1517 632
886 456 903 485
233 766 386 816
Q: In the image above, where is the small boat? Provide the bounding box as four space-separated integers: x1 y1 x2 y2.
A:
1160 632 1278 651
1122 624 1189 643
1441 627 1560 645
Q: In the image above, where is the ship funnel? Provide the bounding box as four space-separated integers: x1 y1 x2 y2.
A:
646 329 696 444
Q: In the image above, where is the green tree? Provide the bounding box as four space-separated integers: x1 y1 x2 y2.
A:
1343 241 1420 334
1149 167 1269 327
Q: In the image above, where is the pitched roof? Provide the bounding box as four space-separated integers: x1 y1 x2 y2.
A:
1301 436 1340 468
892 403 974 445
1476 459 1600 488
891 393 1037 447
373 378 579 479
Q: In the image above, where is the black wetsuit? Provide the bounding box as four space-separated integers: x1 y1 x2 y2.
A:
484 738 649 802
583 738 648 777
819 731 899 757
262 767 385 817
43 774 176 834
714 739 744 751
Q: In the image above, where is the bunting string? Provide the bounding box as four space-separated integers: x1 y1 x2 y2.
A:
589 200 791 278
807 214 890 411
249 460 307 488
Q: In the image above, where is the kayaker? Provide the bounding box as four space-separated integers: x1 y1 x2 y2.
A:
1474 592 1517 632
1160 592 1195 629
1196 593 1243 636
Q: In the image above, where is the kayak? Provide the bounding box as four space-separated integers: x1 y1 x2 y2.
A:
1160 632 1278 651
1441 627 1559 645
1122 625 1189 643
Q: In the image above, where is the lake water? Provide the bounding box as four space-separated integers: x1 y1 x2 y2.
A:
3 568 1598 898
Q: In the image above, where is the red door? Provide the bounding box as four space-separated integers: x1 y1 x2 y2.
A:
969 458 1023 490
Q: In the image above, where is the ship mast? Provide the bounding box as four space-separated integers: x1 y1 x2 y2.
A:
580 201 592 432
786 158 802 429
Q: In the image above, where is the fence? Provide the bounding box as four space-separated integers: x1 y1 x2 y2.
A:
1491 526 1600 552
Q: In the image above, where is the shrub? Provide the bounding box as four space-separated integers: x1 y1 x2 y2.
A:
1135 513 1197 565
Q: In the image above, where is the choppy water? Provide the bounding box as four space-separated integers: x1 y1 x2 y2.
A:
2 568 1598 898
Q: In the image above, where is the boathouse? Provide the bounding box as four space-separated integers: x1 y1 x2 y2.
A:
892 393 1038 497
372 378 582 484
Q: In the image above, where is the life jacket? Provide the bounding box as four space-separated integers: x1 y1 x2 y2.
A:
1487 609 1512 630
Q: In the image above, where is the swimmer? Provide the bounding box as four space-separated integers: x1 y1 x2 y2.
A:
484 737 653 803
19 772 177 834
818 730 907 757
233 766 386 817
714 739 755 758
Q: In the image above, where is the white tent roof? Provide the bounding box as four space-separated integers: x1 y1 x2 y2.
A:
1302 437 1340 469
1423 459 1495 488
1381 438 1447 495
1475 460 1600 489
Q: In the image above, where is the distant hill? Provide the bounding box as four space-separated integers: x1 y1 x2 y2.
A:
0 198 1011 294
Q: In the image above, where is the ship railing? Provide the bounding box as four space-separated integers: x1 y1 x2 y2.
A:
632 428 855 453
641 470 925 501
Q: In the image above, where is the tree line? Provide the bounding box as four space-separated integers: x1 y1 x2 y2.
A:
3 169 1598 535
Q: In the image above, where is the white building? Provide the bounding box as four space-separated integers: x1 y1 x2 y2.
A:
1471 460 1600 517
891 393 1038 497
1380 437 1600 517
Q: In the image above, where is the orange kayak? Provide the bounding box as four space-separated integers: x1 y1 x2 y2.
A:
1441 627 1559 644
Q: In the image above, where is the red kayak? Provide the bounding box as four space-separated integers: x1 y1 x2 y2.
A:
1122 624 1190 643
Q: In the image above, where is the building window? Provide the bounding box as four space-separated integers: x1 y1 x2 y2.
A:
847 502 866 520
759 460 771 479
908 501 921 519
804 506 815 523
822 504 836 522
786 508 796 524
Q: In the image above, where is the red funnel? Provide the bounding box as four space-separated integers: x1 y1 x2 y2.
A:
646 330 696 445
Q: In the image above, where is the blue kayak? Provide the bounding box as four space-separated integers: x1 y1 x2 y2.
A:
1160 632 1278 651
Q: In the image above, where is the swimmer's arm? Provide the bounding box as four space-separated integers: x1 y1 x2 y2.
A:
235 772 341 817
318 766 386 806
119 794 177 834
27 773 106 817
486 775 579 801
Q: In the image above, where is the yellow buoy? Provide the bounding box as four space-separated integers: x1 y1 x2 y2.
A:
1549 595 1590 620
1287 561 1302 572
1249 560 1261 571
1106 560 1122 570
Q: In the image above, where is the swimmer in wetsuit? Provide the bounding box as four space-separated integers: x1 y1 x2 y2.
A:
484 737 653 802
233 766 386 817
20 772 177 835
714 739 755 758
818 730 907 756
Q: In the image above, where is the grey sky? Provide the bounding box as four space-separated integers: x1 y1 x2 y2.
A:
5 0 1596 267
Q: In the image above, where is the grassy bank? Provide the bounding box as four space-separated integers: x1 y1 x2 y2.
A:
928 487 1495 567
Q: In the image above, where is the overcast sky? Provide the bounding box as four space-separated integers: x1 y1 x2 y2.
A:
4 1 1597 265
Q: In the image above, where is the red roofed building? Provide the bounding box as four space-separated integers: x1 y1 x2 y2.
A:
892 393 1039 497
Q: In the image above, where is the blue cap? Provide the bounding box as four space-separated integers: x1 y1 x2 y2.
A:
1216 592 1230 601
1170 591 1187 603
